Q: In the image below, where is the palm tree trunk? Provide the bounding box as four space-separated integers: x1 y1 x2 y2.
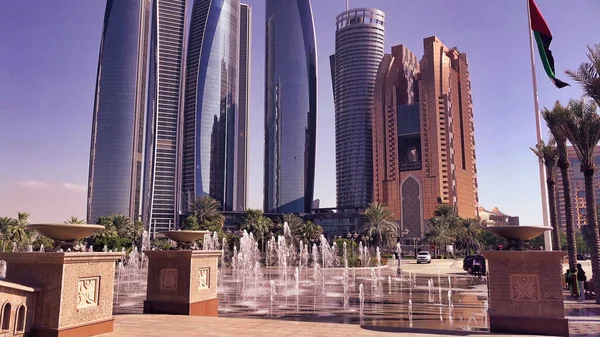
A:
559 162 577 269
546 168 560 250
583 169 600 304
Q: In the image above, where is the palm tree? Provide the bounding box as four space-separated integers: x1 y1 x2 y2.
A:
566 45 600 105
562 98 600 303
424 205 459 257
542 101 577 269
6 212 32 249
359 202 399 249
241 209 273 251
281 213 304 245
192 196 225 228
454 218 483 255
530 140 560 250
64 216 85 224
112 214 133 238
298 221 323 244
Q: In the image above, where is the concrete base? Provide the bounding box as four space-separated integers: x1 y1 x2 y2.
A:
143 298 219 316
144 250 222 317
0 252 122 337
484 251 567 336
31 318 114 337
490 315 569 336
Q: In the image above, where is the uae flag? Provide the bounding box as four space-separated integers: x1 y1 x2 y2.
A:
529 0 569 88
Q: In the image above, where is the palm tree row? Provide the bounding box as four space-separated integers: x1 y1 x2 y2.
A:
536 44 600 303
424 205 482 257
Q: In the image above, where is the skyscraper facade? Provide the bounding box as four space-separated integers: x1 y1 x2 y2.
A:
87 0 151 223
143 0 187 230
264 0 317 213
236 3 251 211
372 38 479 240
181 0 242 213
331 8 385 210
554 146 600 229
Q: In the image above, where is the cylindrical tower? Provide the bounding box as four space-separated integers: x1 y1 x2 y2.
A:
332 8 385 209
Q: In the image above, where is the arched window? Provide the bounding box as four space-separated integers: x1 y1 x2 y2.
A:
0 302 11 331
14 305 26 334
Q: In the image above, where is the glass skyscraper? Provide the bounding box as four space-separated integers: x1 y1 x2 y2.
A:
264 0 317 214
331 8 385 210
181 0 246 212
87 0 151 223
143 0 187 231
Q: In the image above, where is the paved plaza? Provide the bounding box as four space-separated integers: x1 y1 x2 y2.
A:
102 313 600 337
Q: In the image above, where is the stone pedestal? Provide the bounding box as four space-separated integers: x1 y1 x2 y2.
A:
0 252 122 337
143 250 221 316
484 251 568 337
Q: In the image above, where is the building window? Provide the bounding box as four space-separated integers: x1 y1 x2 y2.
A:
1 302 11 331
15 305 26 334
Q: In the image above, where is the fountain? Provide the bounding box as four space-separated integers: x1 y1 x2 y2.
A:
143 229 221 316
0 222 120 336
483 225 567 336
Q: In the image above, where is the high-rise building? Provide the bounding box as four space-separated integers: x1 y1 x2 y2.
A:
331 8 385 210
264 0 317 213
372 38 479 240
180 0 243 213
554 146 600 229
143 0 187 231
87 0 151 223
236 3 251 211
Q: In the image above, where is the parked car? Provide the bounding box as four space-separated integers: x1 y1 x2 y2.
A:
463 255 486 275
416 251 432 264
577 253 586 261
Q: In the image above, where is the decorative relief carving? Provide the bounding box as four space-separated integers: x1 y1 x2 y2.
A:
77 277 99 309
160 268 178 290
510 274 540 301
199 268 209 290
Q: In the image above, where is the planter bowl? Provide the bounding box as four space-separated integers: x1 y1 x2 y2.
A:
27 223 104 241
159 230 210 243
485 225 550 242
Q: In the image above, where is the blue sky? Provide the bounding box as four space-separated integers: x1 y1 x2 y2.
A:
0 0 599 224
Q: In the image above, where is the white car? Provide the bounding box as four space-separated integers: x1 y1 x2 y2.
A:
416 251 432 264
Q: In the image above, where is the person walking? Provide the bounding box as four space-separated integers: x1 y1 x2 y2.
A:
577 264 587 300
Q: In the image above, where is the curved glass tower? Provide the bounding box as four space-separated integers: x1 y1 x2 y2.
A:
264 0 317 214
331 8 385 210
181 0 241 211
87 0 150 223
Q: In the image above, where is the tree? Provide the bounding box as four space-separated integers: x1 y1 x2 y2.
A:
454 218 483 255
181 214 200 230
192 196 225 229
281 213 304 245
359 202 399 249
241 209 273 250
542 101 577 269
530 140 560 250
566 45 600 105
561 98 600 303
297 221 323 244
64 216 85 224
424 205 459 257
6 212 33 250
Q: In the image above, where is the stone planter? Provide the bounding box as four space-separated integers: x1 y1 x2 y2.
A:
143 250 221 316
484 251 568 336
0 252 122 337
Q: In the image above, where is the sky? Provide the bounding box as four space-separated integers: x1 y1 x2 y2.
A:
0 0 599 225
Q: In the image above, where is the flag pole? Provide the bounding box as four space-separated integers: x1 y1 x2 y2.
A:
526 0 552 251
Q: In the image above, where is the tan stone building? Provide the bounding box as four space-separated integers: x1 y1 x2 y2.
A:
372 36 479 241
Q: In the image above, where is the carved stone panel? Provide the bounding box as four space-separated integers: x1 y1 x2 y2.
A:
160 268 178 290
199 268 209 290
510 274 540 301
77 277 100 309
